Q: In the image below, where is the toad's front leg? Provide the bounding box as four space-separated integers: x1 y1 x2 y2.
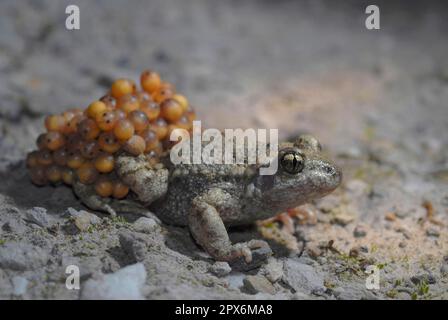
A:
189 188 272 265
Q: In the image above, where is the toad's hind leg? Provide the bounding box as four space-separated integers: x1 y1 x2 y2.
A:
73 180 151 217
115 154 168 205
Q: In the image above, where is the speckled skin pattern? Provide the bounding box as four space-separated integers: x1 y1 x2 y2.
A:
74 134 341 263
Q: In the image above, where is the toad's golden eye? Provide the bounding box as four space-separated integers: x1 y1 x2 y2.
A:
280 152 304 174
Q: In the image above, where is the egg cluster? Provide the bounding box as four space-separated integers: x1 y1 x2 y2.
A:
26 70 196 199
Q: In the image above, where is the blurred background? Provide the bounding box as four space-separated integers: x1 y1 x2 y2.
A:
0 0 447 299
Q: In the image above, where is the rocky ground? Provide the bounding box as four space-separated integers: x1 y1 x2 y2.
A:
0 0 447 299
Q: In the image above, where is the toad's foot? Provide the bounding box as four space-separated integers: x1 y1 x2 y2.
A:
189 189 272 266
73 180 152 217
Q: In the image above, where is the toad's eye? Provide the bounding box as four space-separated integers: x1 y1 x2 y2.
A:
280 152 305 174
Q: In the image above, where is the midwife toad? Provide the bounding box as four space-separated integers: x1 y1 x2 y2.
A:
73 134 342 264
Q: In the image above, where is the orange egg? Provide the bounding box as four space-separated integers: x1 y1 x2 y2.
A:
45 114 66 132
94 177 114 197
174 115 192 130
45 165 62 184
96 110 118 131
37 150 53 166
99 95 117 109
140 100 160 121
80 140 100 159
76 162 99 184
26 151 39 168
128 110 149 132
114 119 135 141
139 129 159 152
140 70 161 94
66 133 84 152
116 94 140 114
135 91 153 103
62 110 76 124
66 114 86 134
93 153 115 173
150 118 169 140
172 94 189 113
66 151 85 169
152 87 174 104
29 166 48 186
86 100 107 119
160 98 183 122
53 148 68 166
98 132 121 153
123 135 146 156
111 78 136 99
113 181 129 199
114 109 127 121
45 131 66 151
78 118 100 141
61 168 74 185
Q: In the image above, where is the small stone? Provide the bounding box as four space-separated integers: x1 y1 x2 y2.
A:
81 263 147 300
359 245 369 253
398 242 407 248
440 262 448 276
231 246 272 272
306 244 322 258
332 213 354 226
282 259 325 294
74 215 91 231
410 273 437 285
24 207 52 228
262 258 284 283
208 261 232 277
119 232 146 262
315 195 339 213
426 227 440 237
385 212 397 221
133 217 159 233
242 275 276 295
11 276 28 296
353 224 367 238
349 247 360 258
67 208 101 231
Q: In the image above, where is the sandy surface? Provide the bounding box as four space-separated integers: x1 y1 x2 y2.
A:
0 0 447 299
